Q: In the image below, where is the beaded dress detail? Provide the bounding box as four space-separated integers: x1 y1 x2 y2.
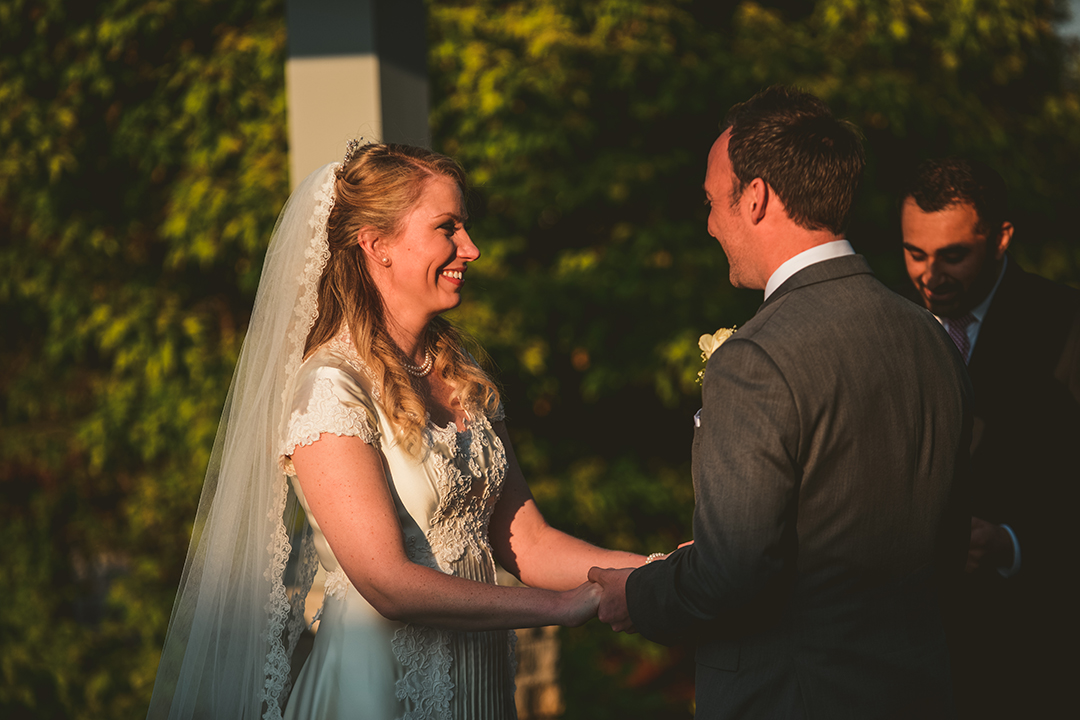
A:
280 329 516 720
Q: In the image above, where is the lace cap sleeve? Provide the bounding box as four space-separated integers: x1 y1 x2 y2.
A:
280 361 381 475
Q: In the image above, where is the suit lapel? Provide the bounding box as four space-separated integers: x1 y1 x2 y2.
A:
966 259 1021 381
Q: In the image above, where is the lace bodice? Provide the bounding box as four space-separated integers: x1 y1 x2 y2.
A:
425 420 506 571
279 332 515 719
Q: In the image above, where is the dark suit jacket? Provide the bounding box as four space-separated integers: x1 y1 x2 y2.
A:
945 257 1080 718
626 255 972 719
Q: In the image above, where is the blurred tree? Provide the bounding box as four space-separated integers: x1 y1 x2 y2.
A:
0 1 287 717
726 0 1080 285
1 0 1077 718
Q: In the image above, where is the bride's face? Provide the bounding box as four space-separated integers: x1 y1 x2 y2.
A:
381 176 479 320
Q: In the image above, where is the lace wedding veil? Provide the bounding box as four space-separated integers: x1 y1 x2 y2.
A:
146 162 338 720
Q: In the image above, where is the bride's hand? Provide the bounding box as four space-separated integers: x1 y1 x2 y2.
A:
557 581 602 627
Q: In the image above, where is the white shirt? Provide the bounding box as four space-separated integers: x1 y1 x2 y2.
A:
764 239 855 300
932 257 1021 578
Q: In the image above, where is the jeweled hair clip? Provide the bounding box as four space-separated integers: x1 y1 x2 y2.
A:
342 137 366 167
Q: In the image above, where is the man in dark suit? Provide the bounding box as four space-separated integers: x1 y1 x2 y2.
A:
588 87 972 719
900 158 1080 719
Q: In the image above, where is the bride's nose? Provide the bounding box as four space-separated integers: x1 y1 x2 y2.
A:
457 229 480 262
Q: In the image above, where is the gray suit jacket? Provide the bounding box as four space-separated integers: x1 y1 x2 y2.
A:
626 255 972 719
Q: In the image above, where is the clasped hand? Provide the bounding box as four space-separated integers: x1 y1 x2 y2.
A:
560 571 634 632
581 543 692 632
967 516 1014 573
585 566 636 633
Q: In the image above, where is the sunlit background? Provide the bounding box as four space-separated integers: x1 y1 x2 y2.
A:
2 1 1078 718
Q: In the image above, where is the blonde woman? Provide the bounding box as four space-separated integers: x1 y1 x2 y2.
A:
147 143 647 720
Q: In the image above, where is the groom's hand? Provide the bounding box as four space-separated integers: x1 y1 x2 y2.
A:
967 516 1015 573
587 566 636 633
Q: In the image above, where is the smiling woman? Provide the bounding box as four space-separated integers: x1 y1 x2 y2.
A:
360 174 479 341
146 142 645 720
302 145 490 459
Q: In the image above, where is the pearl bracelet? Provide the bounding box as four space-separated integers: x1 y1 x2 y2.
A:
645 552 667 564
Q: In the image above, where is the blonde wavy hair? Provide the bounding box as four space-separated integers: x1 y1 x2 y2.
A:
304 143 501 457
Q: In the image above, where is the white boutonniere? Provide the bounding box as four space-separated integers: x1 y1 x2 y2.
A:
697 326 736 383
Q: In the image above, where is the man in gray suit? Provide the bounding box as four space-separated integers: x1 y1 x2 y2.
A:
589 87 972 718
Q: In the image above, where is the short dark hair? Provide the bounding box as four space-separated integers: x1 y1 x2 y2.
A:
723 86 865 235
904 157 1009 240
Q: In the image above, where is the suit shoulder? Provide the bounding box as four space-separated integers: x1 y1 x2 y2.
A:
1024 271 1080 311
754 271 938 335
990 262 1080 329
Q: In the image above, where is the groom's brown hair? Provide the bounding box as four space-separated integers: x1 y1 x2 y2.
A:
723 86 864 235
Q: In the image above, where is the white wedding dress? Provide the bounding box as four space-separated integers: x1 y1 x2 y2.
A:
280 331 517 720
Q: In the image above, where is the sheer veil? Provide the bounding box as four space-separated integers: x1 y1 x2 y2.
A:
147 162 339 720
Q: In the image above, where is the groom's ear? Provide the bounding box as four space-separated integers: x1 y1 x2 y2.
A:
746 178 769 225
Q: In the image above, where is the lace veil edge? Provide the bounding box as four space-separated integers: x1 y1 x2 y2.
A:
147 163 338 720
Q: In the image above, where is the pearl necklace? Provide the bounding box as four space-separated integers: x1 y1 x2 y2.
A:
403 350 434 378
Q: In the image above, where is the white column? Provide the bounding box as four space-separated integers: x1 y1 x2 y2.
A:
285 0 429 188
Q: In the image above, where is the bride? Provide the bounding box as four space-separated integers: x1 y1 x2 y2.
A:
146 142 649 720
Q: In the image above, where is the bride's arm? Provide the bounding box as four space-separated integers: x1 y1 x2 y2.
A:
488 421 648 592
290 432 599 630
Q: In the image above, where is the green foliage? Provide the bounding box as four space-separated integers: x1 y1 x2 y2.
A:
0 1 286 717
2 0 1078 717
725 0 1080 283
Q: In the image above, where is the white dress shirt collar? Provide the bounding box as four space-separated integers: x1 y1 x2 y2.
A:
968 254 1007 325
764 239 855 300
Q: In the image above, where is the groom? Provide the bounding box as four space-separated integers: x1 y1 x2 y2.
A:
589 87 972 718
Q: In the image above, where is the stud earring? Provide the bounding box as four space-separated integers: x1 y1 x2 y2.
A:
382 257 389 264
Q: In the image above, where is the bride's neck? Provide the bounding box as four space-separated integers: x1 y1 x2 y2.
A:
383 312 431 365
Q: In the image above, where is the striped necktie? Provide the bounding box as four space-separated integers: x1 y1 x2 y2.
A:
945 312 976 364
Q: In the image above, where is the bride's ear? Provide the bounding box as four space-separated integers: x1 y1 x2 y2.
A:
357 227 392 267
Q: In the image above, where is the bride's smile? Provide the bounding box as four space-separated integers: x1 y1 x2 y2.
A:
371 175 479 324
